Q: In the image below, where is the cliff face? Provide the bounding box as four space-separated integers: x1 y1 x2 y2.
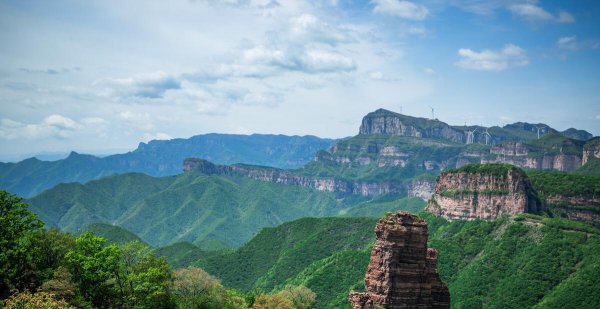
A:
183 158 401 197
407 180 435 201
484 142 582 172
426 165 544 220
348 212 450 309
582 138 600 165
359 109 464 143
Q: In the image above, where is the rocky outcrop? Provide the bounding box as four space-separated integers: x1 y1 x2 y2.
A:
348 212 450 309
183 158 402 197
582 137 600 165
484 142 582 172
426 164 544 220
545 194 600 227
407 180 435 201
359 109 464 143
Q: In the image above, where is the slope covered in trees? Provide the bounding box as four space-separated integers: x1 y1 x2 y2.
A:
0 134 337 198
196 213 600 308
25 169 423 249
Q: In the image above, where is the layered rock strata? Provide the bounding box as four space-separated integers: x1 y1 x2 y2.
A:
582 137 600 165
359 109 464 143
348 212 449 309
425 165 544 220
484 142 582 172
183 158 401 197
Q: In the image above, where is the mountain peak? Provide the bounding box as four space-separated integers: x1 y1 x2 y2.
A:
358 108 463 143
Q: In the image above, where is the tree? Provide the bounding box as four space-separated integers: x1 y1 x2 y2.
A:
251 293 294 309
172 267 245 309
0 190 44 298
3 291 76 309
127 254 176 308
278 285 316 309
64 232 121 308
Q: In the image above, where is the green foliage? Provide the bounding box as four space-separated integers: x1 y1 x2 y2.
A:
3 291 76 309
0 134 336 198
423 214 600 309
445 163 520 176
80 223 147 245
300 134 464 182
0 190 44 298
277 285 316 309
153 242 204 269
64 232 122 308
528 170 600 198
27 172 346 248
279 250 371 308
195 214 600 308
576 156 600 176
524 132 585 158
532 240 600 309
197 217 376 293
251 293 294 309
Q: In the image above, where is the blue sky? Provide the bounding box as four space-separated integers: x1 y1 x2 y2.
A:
0 0 599 160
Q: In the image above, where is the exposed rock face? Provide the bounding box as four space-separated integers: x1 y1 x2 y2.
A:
407 180 435 201
545 194 600 227
359 109 464 143
348 212 450 309
484 142 582 172
582 137 600 165
183 158 402 197
426 165 544 220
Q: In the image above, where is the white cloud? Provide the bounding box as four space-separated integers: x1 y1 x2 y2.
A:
0 115 82 140
557 36 577 50
300 50 356 73
81 117 109 126
508 3 575 23
372 0 429 20
456 44 529 71
118 111 155 131
97 71 181 100
557 11 575 23
288 13 351 46
142 132 172 142
369 71 384 80
423 67 436 74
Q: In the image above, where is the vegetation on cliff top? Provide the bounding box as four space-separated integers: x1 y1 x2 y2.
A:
527 170 600 198
444 163 521 176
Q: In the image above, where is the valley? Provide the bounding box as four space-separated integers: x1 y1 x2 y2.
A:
2 108 599 308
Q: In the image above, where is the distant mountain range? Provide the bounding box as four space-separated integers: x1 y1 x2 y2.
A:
0 133 336 197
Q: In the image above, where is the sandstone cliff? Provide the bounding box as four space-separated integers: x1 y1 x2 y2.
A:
582 137 600 165
359 109 464 143
425 164 544 220
348 211 450 309
183 158 402 197
483 142 582 172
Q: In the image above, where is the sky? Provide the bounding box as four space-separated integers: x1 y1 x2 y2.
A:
1 0 599 161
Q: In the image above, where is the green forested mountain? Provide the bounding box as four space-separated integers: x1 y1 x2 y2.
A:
0 134 336 198
195 214 600 308
79 223 147 245
196 217 377 308
27 171 341 248
26 170 422 249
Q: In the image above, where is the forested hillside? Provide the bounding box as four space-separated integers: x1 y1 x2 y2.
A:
196 213 600 308
0 134 336 197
